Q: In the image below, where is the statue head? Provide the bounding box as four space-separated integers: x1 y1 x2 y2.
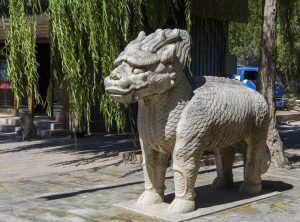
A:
104 29 190 103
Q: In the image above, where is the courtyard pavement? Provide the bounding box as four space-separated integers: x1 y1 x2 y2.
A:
0 122 299 221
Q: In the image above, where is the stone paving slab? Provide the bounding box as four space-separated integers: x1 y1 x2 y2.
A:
115 191 281 222
0 165 298 222
0 121 299 222
276 110 300 122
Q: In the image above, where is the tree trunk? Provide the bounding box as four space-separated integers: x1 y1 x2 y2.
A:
29 88 35 115
257 0 291 168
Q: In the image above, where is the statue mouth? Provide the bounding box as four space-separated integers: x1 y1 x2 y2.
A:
105 83 148 102
105 82 148 96
105 87 131 95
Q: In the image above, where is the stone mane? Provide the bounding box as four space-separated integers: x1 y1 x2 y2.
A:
114 29 190 67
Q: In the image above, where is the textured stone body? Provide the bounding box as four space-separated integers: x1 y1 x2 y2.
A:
104 29 270 214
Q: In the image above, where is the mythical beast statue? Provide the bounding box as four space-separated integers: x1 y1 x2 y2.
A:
104 29 271 214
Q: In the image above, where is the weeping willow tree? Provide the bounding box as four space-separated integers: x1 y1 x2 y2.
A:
228 0 263 66
229 0 300 83
277 0 300 81
5 0 41 111
48 0 191 133
2 0 191 133
48 0 131 132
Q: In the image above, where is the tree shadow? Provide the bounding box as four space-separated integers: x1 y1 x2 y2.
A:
278 124 300 149
287 155 300 166
0 133 18 144
39 178 145 201
165 180 293 209
0 134 139 154
278 123 300 166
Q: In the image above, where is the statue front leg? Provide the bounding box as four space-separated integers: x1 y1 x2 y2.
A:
137 142 169 206
168 138 202 214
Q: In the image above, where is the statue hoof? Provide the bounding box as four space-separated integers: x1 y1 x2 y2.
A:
137 190 163 205
239 182 262 194
168 198 195 214
211 177 234 189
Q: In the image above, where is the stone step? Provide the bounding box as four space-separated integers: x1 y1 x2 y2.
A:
50 123 63 130
1 115 67 138
15 123 63 131
7 118 20 126
37 129 70 138
0 124 16 133
0 117 20 126
34 120 61 129
15 127 21 132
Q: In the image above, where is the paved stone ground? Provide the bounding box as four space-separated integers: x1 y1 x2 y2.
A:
0 122 299 221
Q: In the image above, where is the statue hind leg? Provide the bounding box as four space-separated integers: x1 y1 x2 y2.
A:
239 129 270 194
168 136 202 214
137 143 170 205
212 146 235 189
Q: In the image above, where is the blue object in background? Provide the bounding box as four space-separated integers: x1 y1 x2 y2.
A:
276 98 285 108
229 66 285 109
243 80 256 90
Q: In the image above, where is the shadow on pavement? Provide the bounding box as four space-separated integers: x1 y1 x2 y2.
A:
0 134 139 166
39 179 145 201
165 180 293 209
0 134 138 154
278 124 300 149
278 123 300 165
0 133 19 144
40 179 293 210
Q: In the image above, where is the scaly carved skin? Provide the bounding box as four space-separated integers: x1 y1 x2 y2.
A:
104 29 271 214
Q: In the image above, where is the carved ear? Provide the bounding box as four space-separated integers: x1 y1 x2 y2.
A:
160 45 176 64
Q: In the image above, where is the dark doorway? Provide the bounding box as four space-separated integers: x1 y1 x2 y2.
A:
36 43 50 114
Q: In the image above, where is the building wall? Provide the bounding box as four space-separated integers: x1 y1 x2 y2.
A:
0 57 13 109
191 16 228 81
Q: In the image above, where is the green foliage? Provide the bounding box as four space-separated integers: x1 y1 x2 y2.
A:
229 0 300 85
228 0 262 66
142 0 191 31
6 0 41 108
277 0 300 81
184 0 192 33
48 0 134 132
144 0 172 29
48 0 191 133
3 0 192 133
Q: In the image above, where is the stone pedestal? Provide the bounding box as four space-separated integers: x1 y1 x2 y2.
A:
115 190 280 222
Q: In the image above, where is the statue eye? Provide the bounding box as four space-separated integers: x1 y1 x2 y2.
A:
133 68 144 74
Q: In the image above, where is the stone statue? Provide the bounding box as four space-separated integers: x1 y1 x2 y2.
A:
17 111 37 140
104 29 271 214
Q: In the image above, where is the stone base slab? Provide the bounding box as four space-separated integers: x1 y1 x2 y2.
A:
115 189 280 222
